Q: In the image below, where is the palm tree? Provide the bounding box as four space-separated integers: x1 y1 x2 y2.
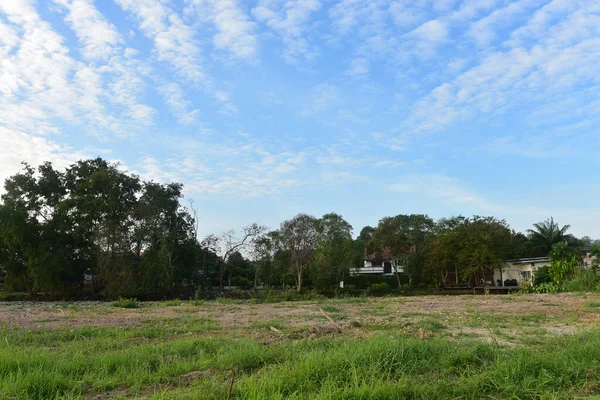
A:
526 217 577 256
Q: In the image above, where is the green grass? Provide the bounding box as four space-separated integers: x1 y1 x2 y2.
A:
5 325 600 399
111 297 140 309
5 294 600 399
0 291 28 301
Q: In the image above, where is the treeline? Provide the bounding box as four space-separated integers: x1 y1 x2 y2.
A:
0 158 598 298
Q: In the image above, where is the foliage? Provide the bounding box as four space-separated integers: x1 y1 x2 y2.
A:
369 282 391 292
111 297 140 308
562 269 600 292
527 217 579 257
279 214 320 292
532 266 552 286
0 159 204 299
549 240 580 261
531 282 561 294
1 157 597 299
344 274 404 289
548 256 581 284
424 216 515 286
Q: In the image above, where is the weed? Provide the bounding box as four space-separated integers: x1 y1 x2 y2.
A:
111 298 140 309
162 300 184 307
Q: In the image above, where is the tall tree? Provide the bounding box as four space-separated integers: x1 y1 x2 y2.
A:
217 223 266 291
280 214 319 292
368 214 435 287
526 217 579 256
313 213 356 289
251 231 279 288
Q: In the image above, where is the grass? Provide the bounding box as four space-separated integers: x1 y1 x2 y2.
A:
4 293 600 399
5 327 600 399
111 297 140 308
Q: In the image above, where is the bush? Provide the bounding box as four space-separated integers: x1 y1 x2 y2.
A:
0 292 28 301
344 275 404 290
370 282 391 293
562 269 600 292
533 266 552 286
231 276 251 289
533 282 561 294
111 297 140 308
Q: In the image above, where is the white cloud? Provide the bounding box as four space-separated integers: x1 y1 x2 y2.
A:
160 82 199 125
186 0 258 61
52 0 121 60
0 127 87 194
406 1 600 133
252 0 321 63
115 0 207 84
346 57 370 78
466 0 543 47
0 0 155 140
409 19 448 43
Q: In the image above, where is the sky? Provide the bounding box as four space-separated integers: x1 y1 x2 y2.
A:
1 0 599 239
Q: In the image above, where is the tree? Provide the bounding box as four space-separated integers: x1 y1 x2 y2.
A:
368 214 435 287
251 231 279 289
590 244 600 270
455 216 514 285
0 158 201 299
280 214 319 292
527 217 579 257
358 226 375 245
313 213 357 290
425 216 515 286
217 223 266 291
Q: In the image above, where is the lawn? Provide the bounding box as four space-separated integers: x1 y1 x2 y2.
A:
2 293 600 399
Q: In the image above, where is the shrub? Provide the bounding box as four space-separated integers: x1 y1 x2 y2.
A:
562 269 600 292
533 266 552 286
231 276 251 290
111 297 140 308
370 282 391 293
345 275 404 290
533 282 561 294
0 292 28 301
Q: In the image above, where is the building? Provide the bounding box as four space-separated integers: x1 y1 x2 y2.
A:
492 256 550 287
350 258 404 276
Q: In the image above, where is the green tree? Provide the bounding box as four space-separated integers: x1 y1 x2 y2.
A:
527 217 579 257
368 214 435 287
313 213 357 290
425 216 515 286
0 158 201 299
280 214 319 292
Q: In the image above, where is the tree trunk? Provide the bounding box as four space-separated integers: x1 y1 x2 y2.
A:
200 251 207 292
395 268 401 289
219 261 224 292
454 264 459 284
296 261 302 292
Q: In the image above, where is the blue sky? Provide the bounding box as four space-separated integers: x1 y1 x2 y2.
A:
1 0 599 239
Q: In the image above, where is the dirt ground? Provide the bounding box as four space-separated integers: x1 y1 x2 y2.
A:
2 293 599 345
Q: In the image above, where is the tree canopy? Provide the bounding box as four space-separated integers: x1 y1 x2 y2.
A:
0 158 593 297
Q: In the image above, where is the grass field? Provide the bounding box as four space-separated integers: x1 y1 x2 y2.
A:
2 293 600 399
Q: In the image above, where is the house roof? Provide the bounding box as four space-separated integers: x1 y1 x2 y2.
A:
506 256 550 264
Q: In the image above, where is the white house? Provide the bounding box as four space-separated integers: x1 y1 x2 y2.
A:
350 259 404 276
492 257 551 287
